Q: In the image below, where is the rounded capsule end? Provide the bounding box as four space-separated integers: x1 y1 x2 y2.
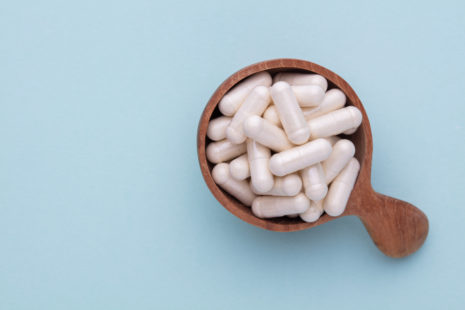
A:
269 154 285 177
206 143 220 163
324 198 344 217
270 81 291 95
294 193 311 213
300 202 324 223
347 106 362 127
288 126 311 145
252 176 274 194
306 84 326 104
253 85 270 99
218 95 236 116
212 163 230 185
305 184 328 202
243 115 263 137
226 126 246 144
251 197 264 218
335 139 356 156
282 174 302 196
229 158 249 181
326 88 346 105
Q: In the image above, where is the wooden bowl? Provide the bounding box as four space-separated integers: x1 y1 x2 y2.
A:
197 58 428 258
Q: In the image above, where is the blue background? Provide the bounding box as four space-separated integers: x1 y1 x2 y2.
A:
1 0 464 309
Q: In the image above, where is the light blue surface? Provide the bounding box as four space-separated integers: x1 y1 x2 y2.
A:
1 0 464 309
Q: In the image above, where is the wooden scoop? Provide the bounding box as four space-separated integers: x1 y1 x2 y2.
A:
197 59 428 258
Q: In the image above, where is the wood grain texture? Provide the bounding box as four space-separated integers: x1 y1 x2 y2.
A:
197 58 428 258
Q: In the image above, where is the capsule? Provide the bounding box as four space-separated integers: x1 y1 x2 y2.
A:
324 158 360 216
300 200 324 223
301 163 328 201
323 139 355 184
206 139 246 164
252 193 310 218
226 86 270 144
263 105 282 127
343 127 358 135
303 89 346 121
292 84 325 107
270 81 310 145
308 106 362 139
247 140 274 193
269 138 332 177
229 154 250 180
252 173 302 196
243 115 293 152
273 73 328 91
212 163 256 206
219 72 272 116
207 116 232 141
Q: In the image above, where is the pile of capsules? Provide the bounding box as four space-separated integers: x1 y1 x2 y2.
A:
206 71 362 222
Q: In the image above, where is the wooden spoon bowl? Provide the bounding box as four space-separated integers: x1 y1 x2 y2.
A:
197 59 429 258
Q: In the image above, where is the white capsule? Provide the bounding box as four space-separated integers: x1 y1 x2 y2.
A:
324 158 360 216
292 84 325 107
269 138 332 177
273 73 328 91
322 136 341 146
252 173 302 196
219 72 272 116
300 200 324 223
226 86 270 144
229 154 250 180
252 193 310 218
303 89 346 121
212 163 256 206
206 139 246 164
247 139 274 193
301 163 328 201
323 139 355 184
243 115 293 152
263 105 282 128
270 81 310 145
343 127 358 135
308 106 362 139
207 116 231 141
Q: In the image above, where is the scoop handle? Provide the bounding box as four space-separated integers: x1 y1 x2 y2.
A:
355 191 429 258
